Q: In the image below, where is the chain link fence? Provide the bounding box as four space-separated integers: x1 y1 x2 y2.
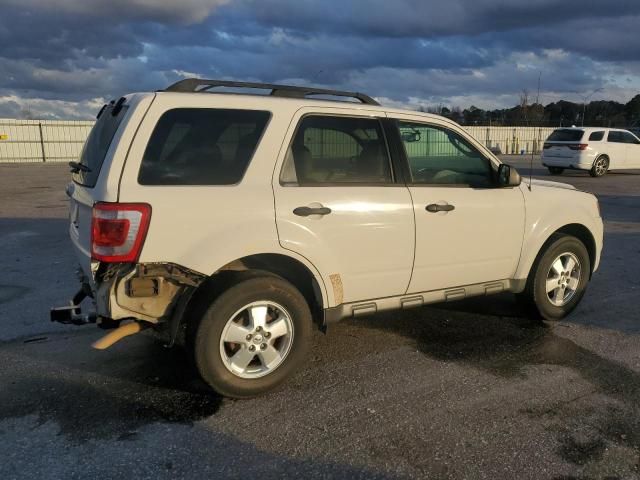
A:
0 119 556 164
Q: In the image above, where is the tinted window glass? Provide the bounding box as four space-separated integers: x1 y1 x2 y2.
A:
73 104 129 187
547 129 584 142
281 116 392 184
588 131 605 141
621 131 639 144
398 121 494 187
139 108 270 185
607 131 623 143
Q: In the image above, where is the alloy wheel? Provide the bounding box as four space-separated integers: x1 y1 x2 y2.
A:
219 301 294 379
545 252 582 307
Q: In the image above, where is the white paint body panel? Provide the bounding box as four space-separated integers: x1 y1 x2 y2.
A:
407 186 525 292
274 185 415 302
514 183 603 279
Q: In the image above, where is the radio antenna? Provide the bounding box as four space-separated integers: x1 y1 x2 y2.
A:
520 87 535 191
528 143 534 191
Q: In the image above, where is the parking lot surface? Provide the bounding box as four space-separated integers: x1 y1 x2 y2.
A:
1 158 639 479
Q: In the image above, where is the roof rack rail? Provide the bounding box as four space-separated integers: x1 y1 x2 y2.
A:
164 78 380 106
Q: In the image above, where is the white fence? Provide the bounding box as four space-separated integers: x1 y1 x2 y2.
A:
465 126 556 155
0 118 555 164
0 119 94 163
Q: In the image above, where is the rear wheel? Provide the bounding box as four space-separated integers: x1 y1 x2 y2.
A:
590 156 609 177
518 234 591 321
191 275 312 398
547 166 565 175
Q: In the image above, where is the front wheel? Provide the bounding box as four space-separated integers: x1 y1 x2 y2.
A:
519 234 591 320
191 275 312 398
590 156 609 177
547 166 565 175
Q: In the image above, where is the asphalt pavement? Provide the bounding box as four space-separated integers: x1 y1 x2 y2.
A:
0 157 639 479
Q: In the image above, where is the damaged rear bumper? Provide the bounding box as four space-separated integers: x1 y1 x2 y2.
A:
51 262 205 347
50 285 97 325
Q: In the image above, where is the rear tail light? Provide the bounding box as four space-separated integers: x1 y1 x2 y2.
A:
91 202 151 263
569 144 588 151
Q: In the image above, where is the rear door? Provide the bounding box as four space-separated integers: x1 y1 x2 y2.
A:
605 131 628 168
389 116 525 293
273 108 415 305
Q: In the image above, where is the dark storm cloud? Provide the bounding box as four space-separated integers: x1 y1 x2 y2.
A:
0 0 638 118
234 0 640 38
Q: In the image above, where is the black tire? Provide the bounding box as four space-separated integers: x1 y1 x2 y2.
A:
547 166 565 175
518 234 591 321
191 275 312 398
590 155 609 177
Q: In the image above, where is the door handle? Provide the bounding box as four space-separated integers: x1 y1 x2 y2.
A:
293 206 332 217
426 203 455 213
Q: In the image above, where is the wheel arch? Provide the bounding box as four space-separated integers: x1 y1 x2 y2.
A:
178 253 328 345
228 253 327 314
555 224 597 275
517 223 597 287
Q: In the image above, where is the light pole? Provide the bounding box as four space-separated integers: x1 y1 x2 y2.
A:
580 88 603 127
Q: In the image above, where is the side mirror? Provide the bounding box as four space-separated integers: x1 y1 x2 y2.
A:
498 164 521 187
401 130 421 143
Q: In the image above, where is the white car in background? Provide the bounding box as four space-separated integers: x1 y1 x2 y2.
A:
541 127 640 177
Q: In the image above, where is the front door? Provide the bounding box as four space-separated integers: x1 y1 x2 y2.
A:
392 118 525 293
273 111 415 305
621 130 640 168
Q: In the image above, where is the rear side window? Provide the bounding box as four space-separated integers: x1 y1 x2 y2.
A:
73 103 129 187
607 131 623 143
280 115 392 185
547 129 584 142
588 131 605 141
139 108 270 185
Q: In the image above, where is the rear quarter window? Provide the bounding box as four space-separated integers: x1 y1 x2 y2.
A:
547 129 585 142
138 108 271 185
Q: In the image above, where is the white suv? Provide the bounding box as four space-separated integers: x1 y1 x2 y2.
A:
52 80 603 397
542 127 640 177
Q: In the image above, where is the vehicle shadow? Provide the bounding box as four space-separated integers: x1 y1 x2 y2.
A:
352 298 640 463
0 332 223 442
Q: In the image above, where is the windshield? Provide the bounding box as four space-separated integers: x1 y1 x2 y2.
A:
547 129 584 142
72 103 129 187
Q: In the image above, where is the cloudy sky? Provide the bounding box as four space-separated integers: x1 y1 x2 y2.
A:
1 0 639 119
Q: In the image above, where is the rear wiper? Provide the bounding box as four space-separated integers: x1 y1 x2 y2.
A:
69 161 91 173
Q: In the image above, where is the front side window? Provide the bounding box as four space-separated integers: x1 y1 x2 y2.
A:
398 121 494 187
280 115 392 185
621 131 640 144
139 108 270 185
